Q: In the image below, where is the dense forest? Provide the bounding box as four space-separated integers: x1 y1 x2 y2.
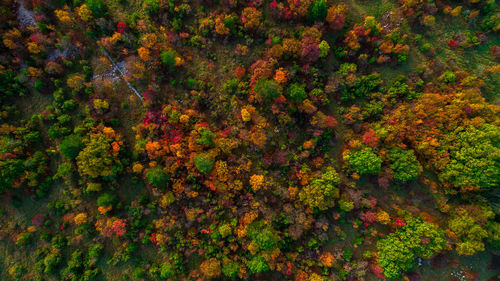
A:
0 0 499 280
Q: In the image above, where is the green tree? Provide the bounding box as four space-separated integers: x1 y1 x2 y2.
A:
254 79 281 100
222 260 239 278
377 217 446 279
388 148 422 182
246 255 269 274
344 148 382 175
0 158 24 193
194 153 214 174
60 134 83 159
85 0 106 17
161 49 178 71
97 193 117 207
160 262 175 278
145 167 170 188
286 83 307 102
196 128 215 147
143 0 161 14
439 124 500 192
308 0 327 22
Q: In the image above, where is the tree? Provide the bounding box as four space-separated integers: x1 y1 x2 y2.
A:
85 0 106 18
0 158 24 193
241 7 261 30
143 0 161 14
161 49 178 71
343 148 382 175
97 193 117 207
159 262 175 278
448 206 494 255
194 153 214 174
377 217 446 279
254 79 281 100
200 258 221 278
439 124 500 192
222 259 239 278
308 0 327 22
388 148 422 182
251 229 278 251
299 167 340 210
145 167 170 188
247 255 269 274
286 83 307 102
326 4 347 30
60 134 83 159
76 128 123 178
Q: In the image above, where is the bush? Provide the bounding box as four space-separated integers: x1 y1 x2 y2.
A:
145 167 170 188
194 153 214 174
60 134 83 159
